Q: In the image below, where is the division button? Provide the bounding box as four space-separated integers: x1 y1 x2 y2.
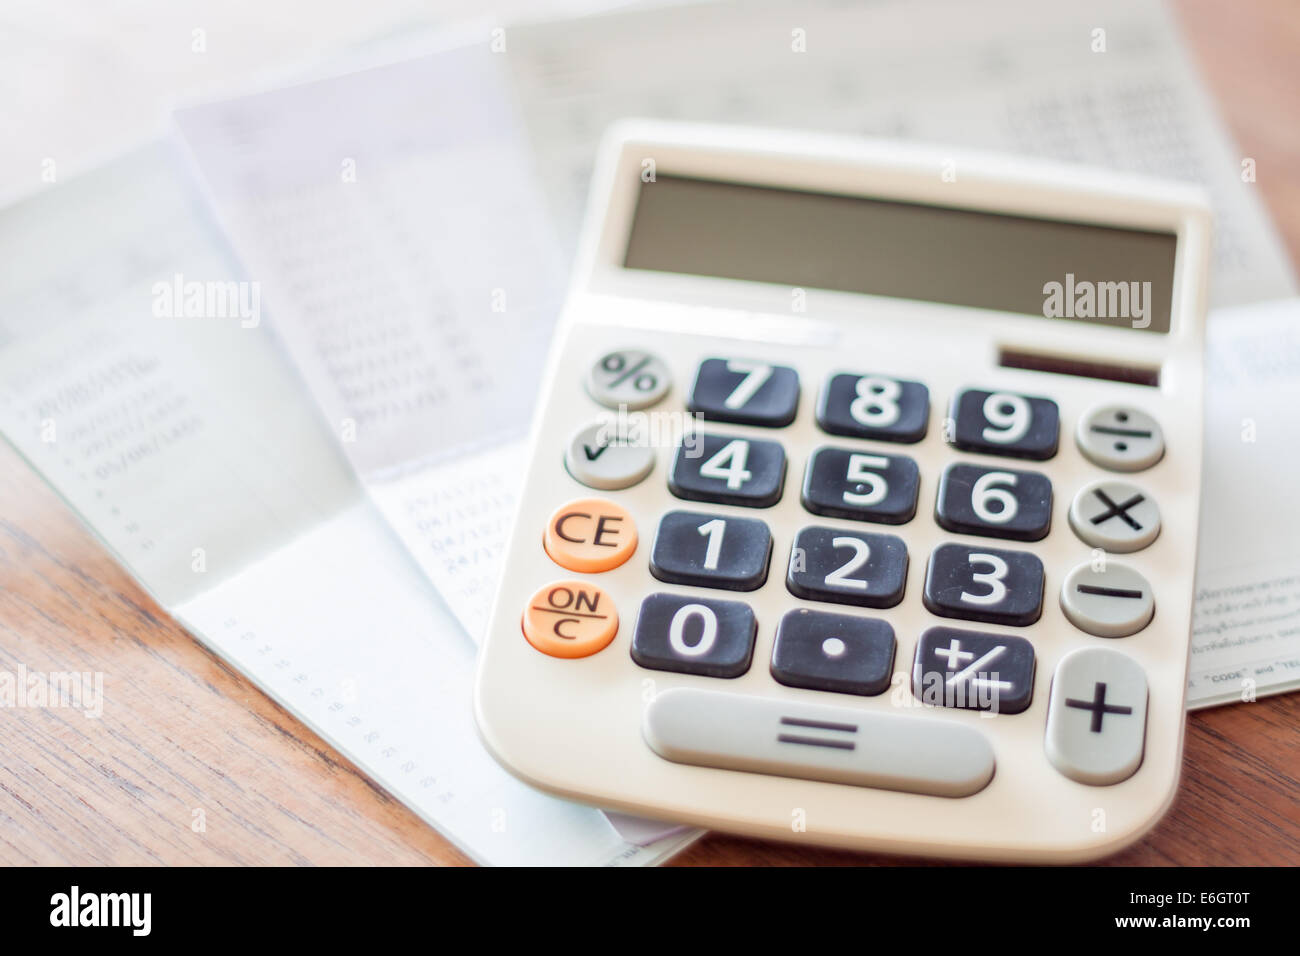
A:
543 497 638 573
1045 647 1148 785
770 609 895 696
564 421 655 490
1076 404 1165 472
586 349 672 410
1060 561 1154 638
642 687 995 797
522 580 619 658
1068 479 1161 553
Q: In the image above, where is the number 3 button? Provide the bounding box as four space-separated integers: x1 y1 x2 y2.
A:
950 388 1059 460
923 543 1044 626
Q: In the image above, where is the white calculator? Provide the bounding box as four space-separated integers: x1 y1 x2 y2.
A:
475 120 1211 862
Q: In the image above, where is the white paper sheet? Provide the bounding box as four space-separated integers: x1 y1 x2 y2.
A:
1188 299 1300 707
0 143 697 866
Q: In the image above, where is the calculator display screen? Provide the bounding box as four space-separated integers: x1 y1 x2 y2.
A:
623 175 1176 333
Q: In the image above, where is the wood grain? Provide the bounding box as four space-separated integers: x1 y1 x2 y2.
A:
0 0 1296 866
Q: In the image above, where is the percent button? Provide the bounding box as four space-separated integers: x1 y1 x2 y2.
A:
586 348 672 410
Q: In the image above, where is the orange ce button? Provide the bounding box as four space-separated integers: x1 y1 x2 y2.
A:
543 497 638 573
523 580 618 658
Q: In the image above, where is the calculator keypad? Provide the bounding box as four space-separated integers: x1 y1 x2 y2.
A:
935 463 1053 541
912 626 1036 714
688 358 800 427
816 373 929 443
650 511 772 591
668 433 786 508
631 593 757 678
922 542 1044 626
786 527 909 609
950 388 1060 460
801 447 920 524
771 609 895 696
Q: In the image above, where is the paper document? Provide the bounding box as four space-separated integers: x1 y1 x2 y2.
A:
1188 299 1300 708
0 143 697 866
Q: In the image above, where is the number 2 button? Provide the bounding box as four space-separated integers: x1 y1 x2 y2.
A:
923 543 1044 626
688 358 799 427
669 434 786 508
817 373 929 443
950 388 1059 460
786 527 908 609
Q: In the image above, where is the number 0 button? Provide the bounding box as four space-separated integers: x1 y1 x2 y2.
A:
950 388 1059 460
688 358 799 427
923 543 1044 626
543 498 638 573
786 527 908 609
631 593 757 678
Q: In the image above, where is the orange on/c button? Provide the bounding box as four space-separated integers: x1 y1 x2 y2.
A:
523 581 619 658
543 497 638 573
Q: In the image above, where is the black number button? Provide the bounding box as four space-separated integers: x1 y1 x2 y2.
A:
771 609 895 696
786 527 908 609
935 463 1053 541
802 446 920 525
650 511 772 591
912 626 1036 714
817 372 929 443
950 388 1059 460
923 542 1044 626
631 593 757 678
668 433 786 508
688 358 799 427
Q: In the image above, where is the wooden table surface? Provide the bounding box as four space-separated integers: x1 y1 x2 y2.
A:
2 0 1298 866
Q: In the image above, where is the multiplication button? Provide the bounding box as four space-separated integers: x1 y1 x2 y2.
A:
1060 561 1154 638
1068 479 1160 553
1076 404 1164 472
564 421 654 490
587 349 672 410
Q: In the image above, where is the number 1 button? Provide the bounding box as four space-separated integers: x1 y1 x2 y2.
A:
650 511 772 591
950 388 1059 460
688 358 799 427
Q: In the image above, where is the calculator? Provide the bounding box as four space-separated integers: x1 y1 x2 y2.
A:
475 120 1211 861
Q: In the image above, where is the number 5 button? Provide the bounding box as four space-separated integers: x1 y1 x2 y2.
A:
935 463 1052 541
786 527 908 609
923 542 1044 626
802 447 920 525
950 388 1059 460
816 372 929 443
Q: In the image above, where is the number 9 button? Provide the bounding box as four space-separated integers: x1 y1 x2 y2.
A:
950 387 1059 460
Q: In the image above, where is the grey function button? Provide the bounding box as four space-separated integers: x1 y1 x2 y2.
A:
1076 404 1164 472
1068 479 1161 553
564 421 655 490
643 687 995 797
1060 562 1154 638
1045 647 1148 786
586 349 672 410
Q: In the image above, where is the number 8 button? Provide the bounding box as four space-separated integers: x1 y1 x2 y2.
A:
950 387 1059 460
817 372 929 443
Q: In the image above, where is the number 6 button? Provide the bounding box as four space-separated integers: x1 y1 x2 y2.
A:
950 388 1059 460
923 542 1044 626
935 463 1052 541
786 527 908 609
